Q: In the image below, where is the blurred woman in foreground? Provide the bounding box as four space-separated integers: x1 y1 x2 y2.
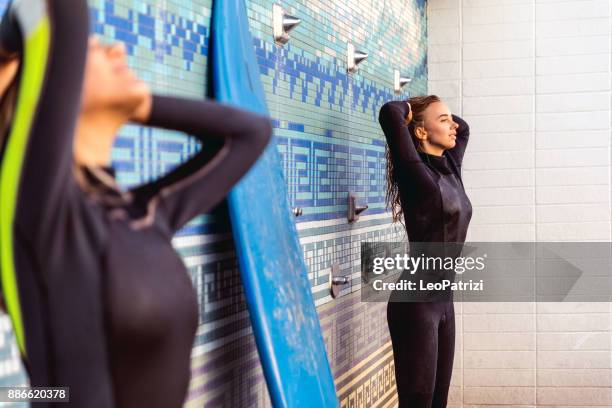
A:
0 2 271 406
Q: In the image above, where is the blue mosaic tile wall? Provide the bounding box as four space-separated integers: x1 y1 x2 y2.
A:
0 0 427 406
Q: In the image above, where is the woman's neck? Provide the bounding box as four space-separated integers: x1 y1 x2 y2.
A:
74 111 125 167
418 142 444 157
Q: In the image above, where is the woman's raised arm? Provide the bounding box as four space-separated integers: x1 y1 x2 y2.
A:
446 114 470 168
1 1 89 237
379 101 436 191
128 95 272 233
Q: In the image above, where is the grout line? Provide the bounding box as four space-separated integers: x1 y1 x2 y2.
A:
459 0 465 405
608 0 612 386
533 0 539 405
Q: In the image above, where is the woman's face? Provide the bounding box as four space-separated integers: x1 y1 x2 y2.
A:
80 36 148 117
419 101 458 151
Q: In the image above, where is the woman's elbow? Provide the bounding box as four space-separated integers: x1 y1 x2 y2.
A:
230 116 272 172
378 101 394 122
253 115 273 152
230 110 273 151
379 101 405 125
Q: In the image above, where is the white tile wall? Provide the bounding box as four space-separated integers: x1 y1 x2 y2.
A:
427 0 612 405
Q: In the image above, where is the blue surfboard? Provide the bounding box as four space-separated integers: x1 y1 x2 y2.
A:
210 1 339 407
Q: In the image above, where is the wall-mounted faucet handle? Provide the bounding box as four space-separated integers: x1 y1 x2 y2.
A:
348 192 368 223
347 43 368 73
331 276 350 285
394 69 412 94
273 4 301 45
330 264 350 299
355 204 368 216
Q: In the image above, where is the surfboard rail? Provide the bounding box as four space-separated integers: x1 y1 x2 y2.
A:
210 0 339 407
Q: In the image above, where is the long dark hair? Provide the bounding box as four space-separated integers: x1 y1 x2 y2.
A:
385 94 441 224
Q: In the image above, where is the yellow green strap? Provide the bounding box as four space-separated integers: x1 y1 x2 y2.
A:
0 16 51 357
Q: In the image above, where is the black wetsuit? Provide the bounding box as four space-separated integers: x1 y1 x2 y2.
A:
0 2 272 406
378 101 472 408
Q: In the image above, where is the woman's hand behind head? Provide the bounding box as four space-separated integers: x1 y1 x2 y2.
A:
0 57 18 98
0 57 19 133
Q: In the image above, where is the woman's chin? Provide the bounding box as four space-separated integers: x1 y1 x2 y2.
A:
128 80 150 96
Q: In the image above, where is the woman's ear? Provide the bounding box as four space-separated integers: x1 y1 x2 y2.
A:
415 126 427 141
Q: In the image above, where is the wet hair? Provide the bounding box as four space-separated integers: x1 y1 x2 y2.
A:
385 94 441 224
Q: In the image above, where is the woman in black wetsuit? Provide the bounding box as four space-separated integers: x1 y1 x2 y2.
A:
379 96 472 407
0 2 271 407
